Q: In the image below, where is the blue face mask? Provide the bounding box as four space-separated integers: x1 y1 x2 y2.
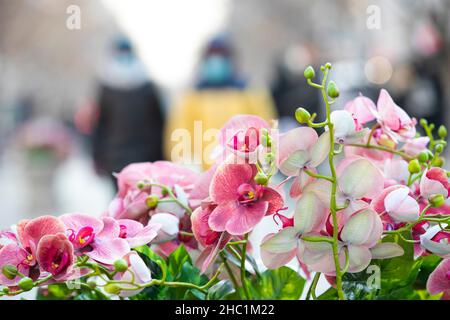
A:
200 55 233 85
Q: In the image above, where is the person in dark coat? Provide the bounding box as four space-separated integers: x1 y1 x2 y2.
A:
93 38 164 186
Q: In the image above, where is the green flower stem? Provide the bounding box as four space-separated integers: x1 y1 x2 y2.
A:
320 66 346 300
149 183 193 215
304 169 334 182
305 272 321 300
347 143 413 161
302 236 334 244
227 240 248 246
220 252 240 295
240 234 251 300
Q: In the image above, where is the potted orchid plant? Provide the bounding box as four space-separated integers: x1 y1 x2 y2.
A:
1 63 449 300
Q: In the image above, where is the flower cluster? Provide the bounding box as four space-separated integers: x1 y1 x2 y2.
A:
1 63 450 300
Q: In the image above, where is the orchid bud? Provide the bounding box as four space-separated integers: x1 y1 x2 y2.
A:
438 125 447 138
431 156 444 167
18 277 34 291
429 194 445 208
136 181 146 190
408 159 421 174
2 265 18 280
325 62 332 69
254 172 268 185
418 151 429 163
304 66 315 79
420 119 428 127
2 287 9 294
114 259 128 273
145 195 159 209
435 144 444 153
295 107 311 124
327 81 339 99
104 283 121 295
161 187 169 197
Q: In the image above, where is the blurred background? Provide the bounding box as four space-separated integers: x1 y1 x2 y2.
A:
0 0 449 229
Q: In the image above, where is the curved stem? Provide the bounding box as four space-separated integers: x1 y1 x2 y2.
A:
347 143 413 161
305 272 321 300
240 234 251 300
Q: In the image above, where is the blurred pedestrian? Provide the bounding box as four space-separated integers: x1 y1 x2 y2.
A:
164 35 277 169
93 37 164 187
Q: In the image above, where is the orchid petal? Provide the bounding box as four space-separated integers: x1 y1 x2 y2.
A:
261 227 299 254
370 242 404 259
309 131 330 167
294 192 328 234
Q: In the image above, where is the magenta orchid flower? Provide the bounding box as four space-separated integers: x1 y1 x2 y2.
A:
372 185 420 222
208 163 284 235
427 258 450 299
0 244 32 286
261 191 328 269
60 213 130 265
36 233 74 279
420 167 450 200
218 115 270 162
278 127 330 197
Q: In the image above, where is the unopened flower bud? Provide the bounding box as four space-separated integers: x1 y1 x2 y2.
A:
431 156 444 168
113 259 128 273
420 119 428 127
18 277 34 291
438 125 447 138
325 62 332 69
136 181 146 189
408 159 421 174
429 194 445 208
435 144 444 153
303 66 315 79
327 81 340 99
254 172 268 185
418 151 429 163
2 265 18 280
104 283 121 295
295 107 311 124
145 195 159 209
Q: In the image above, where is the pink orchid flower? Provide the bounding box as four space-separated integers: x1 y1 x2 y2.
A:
36 233 75 279
305 157 384 225
208 163 284 235
374 89 417 142
372 185 420 222
261 192 328 269
0 244 32 286
114 251 152 297
278 127 330 197
344 94 377 126
117 219 161 248
427 258 450 299
60 213 130 265
420 225 450 258
218 115 270 162
401 136 430 157
192 202 231 272
420 167 450 200
300 209 402 275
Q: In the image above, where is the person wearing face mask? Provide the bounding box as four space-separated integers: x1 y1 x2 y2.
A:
164 35 277 170
92 37 164 188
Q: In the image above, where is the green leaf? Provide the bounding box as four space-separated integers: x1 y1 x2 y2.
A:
167 245 192 280
249 267 305 300
316 287 338 300
134 245 167 280
207 280 235 300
